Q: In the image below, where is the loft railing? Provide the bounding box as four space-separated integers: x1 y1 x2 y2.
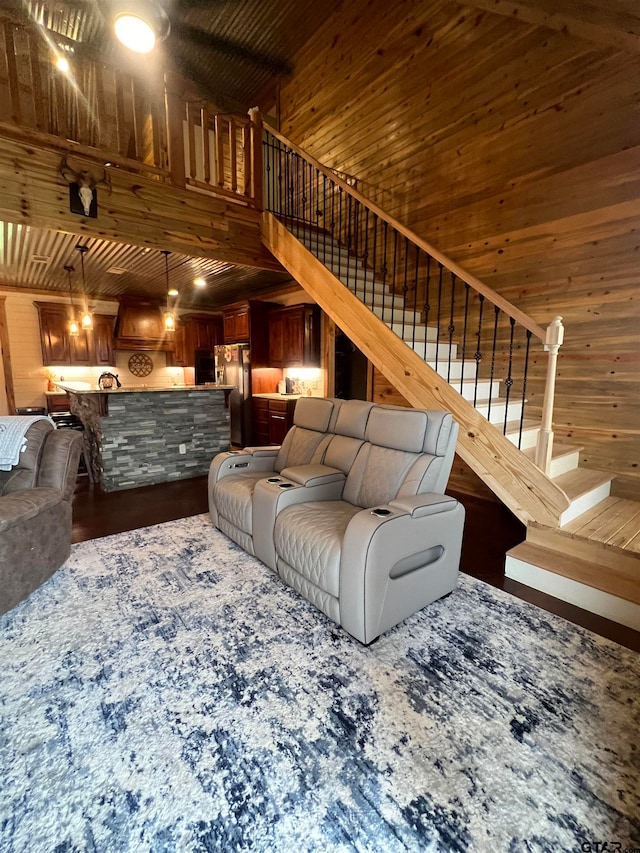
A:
261 122 564 474
0 13 260 206
0 14 170 177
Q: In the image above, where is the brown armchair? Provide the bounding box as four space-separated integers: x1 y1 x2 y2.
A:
0 420 82 616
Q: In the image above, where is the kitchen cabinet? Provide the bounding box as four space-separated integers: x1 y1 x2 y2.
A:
166 313 223 367
92 314 115 365
221 300 280 366
268 304 320 368
46 392 71 414
223 304 250 343
35 303 71 365
35 302 99 366
36 303 116 366
252 396 296 445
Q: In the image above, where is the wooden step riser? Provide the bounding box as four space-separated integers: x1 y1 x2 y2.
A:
559 481 612 526
372 305 425 325
505 429 540 451
505 545 640 629
476 399 526 425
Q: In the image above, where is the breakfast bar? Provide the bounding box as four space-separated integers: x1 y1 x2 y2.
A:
58 384 234 492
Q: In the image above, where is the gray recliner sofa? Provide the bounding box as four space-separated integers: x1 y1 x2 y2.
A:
209 399 464 644
0 419 82 616
208 396 342 555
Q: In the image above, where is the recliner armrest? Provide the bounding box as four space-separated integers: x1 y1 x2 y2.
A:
240 447 281 457
388 494 458 518
279 464 345 488
208 449 280 486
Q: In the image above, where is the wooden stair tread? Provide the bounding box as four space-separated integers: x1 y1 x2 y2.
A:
562 497 640 553
507 540 640 604
552 468 612 500
522 442 582 462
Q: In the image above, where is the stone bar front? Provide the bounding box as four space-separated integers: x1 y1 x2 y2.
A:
61 386 232 492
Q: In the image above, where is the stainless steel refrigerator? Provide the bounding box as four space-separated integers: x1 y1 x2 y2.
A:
215 344 251 446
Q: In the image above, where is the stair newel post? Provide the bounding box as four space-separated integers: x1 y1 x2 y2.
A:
535 316 564 474
248 107 263 211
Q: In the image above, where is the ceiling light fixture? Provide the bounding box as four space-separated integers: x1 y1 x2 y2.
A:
162 250 175 332
194 277 206 288
64 264 79 337
76 243 93 331
56 55 70 74
112 2 170 54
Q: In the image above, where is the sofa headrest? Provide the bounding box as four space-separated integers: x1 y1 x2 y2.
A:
422 410 455 456
333 400 374 438
293 397 334 432
327 398 344 432
365 406 427 453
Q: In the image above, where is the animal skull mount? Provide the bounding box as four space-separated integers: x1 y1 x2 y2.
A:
59 156 110 218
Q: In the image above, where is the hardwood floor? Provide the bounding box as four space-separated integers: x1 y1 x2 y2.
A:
71 477 640 652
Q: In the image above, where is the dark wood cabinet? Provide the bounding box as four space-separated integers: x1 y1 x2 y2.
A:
92 314 115 365
223 304 250 343
222 300 280 366
252 397 270 445
166 313 223 367
252 396 296 445
268 304 320 368
35 303 71 365
46 392 71 414
36 302 113 366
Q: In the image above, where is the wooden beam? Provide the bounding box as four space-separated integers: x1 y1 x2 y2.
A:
0 296 16 414
0 134 283 270
263 211 570 527
468 0 640 53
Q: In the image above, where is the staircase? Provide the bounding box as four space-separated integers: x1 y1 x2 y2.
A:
259 123 640 631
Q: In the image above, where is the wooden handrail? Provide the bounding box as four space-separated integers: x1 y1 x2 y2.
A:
263 120 547 342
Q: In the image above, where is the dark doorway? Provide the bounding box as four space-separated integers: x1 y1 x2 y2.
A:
335 330 368 400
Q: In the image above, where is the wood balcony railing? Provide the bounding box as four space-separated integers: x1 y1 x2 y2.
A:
0 13 261 206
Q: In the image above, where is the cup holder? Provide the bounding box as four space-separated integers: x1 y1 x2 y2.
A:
370 508 391 517
278 482 295 489
267 477 281 483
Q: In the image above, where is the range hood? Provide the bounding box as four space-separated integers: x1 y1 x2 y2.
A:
113 296 174 351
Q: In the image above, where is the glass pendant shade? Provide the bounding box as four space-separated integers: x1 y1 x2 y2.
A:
162 250 175 332
76 244 92 331
64 263 79 336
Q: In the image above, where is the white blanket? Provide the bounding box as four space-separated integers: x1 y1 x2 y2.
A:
0 415 55 471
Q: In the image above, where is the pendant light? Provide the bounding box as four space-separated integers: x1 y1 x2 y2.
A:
64 264 80 336
76 243 93 331
162 250 175 332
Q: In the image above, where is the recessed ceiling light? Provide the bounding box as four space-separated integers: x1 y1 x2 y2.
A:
56 56 70 74
31 254 50 264
194 278 207 288
168 288 179 297
106 266 127 275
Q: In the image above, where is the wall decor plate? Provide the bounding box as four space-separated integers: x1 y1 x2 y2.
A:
128 353 154 377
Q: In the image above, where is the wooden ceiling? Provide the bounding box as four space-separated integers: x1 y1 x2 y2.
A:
2 0 637 310
0 222 293 309
2 0 345 111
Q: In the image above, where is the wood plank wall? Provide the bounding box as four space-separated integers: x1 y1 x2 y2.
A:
278 0 640 500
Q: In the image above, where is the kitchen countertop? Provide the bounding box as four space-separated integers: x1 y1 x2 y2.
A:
252 393 305 400
56 383 235 395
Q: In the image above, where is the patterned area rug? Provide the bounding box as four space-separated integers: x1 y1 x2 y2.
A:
1 515 638 853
